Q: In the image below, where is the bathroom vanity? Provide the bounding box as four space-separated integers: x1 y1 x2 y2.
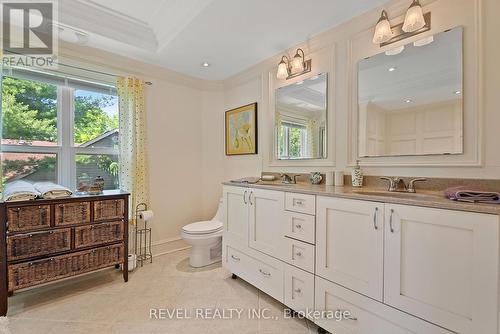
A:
222 182 500 334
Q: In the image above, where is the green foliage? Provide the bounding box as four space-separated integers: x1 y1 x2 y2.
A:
1 76 120 185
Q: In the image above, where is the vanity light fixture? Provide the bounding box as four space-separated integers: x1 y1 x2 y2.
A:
373 1 431 47
276 48 312 80
372 10 393 44
402 0 426 33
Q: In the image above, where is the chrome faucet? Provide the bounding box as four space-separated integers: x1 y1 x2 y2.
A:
380 177 427 193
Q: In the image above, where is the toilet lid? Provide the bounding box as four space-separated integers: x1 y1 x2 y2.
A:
182 220 223 234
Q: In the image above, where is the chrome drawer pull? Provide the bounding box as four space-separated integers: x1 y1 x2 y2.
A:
295 224 302 229
294 200 304 206
373 207 379 230
295 252 302 257
243 191 248 204
259 269 271 276
231 255 240 261
294 288 302 293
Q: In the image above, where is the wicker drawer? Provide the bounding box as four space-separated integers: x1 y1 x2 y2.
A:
6 205 51 233
54 202 91 226
75 221 124 249
93 199 125 221
8 243 124 291
7 228 71 261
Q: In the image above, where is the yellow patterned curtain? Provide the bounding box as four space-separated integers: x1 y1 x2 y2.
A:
116 77 149 224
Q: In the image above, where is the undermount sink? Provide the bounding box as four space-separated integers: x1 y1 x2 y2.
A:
258 182 294 187
354 190 439 200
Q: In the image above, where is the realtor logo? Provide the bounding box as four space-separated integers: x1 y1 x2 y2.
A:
1 0 58 67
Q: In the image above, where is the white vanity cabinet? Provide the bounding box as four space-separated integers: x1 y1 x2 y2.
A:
384 204 499 334
316 197 384 301
223 184 500 334
248 188 285 259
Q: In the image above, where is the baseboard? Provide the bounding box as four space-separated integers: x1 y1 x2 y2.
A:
151 236 191 257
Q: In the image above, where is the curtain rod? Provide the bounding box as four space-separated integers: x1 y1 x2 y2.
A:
57 62 153 85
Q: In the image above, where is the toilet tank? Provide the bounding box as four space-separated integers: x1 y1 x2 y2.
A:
212 198 223 222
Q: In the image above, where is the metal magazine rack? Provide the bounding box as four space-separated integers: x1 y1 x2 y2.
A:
135 203 153 266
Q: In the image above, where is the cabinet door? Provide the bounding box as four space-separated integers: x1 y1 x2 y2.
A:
384 204 499 334
222 186 249 247
316 197 384 301
248 188 285 259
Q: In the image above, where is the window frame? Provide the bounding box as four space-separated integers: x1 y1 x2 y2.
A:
1 77 119 190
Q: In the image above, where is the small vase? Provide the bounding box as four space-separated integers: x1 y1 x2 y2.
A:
351 161 363 187
310 172 323 185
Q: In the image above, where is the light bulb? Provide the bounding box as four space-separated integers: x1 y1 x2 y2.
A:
277 61 289 79
372 10 393 44
402 0 425 33
291 54 304 72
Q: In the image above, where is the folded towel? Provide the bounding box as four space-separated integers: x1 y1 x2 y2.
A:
33 182 73 199
230 177 261 184
3 181 39 202
444 186 500 204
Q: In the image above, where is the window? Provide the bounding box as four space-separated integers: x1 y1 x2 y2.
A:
278 121 307 159
1 70 119 190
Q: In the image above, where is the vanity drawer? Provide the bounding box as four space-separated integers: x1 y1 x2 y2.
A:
283 237 315 273
285 193 315 215
226 246 283 302
315 276 454 334
284 211 315 244
284 264 314 316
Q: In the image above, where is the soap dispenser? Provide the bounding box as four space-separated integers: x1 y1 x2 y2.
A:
352 160 364 187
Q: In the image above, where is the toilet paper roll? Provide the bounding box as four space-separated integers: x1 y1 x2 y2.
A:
325 171 334 186
139 210 154 221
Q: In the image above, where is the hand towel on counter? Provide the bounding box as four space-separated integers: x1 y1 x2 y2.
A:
34 182 73 199
230 177 261 184
3 180 39 202
444 186 500 204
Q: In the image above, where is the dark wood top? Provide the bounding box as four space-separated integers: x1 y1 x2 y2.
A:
1 190 130 206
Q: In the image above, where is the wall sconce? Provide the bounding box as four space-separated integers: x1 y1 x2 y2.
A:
372 0 431 47
276 48 312 80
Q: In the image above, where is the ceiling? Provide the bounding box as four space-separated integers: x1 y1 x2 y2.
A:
58 0 388 80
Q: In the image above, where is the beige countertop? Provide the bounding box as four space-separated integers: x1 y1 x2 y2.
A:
223 181 500 215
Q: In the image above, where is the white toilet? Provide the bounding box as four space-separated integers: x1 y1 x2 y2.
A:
181 199 223 267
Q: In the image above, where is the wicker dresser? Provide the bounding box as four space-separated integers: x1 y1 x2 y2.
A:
0 190 129 315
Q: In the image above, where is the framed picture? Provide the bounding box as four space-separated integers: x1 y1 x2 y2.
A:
225 103 258 155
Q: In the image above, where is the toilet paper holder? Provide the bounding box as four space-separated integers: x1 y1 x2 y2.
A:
135 203 153 267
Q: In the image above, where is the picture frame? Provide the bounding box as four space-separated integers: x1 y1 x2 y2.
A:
225 102 258 155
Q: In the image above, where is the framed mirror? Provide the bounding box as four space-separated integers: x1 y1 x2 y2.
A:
358 27 463 158
275 73 328 160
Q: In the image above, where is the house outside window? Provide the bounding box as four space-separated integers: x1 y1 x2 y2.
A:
1 68 119 190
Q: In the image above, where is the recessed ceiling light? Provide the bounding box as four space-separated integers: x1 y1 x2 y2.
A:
405 99 413 104
388 67 397 72
454 90 462 95
201 62 210 67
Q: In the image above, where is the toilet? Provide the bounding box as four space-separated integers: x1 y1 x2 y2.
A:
181 199 223 267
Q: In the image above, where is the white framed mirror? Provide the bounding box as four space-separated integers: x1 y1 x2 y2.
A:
358 27 463 158
275 73 328 160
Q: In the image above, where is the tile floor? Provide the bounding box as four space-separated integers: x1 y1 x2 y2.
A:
5 249 318 334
